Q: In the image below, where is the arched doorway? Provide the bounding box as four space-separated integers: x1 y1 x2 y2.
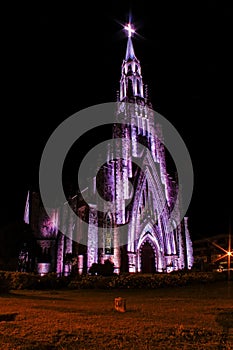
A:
140 241 156 273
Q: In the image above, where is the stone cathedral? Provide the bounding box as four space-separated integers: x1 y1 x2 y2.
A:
24 25 193 276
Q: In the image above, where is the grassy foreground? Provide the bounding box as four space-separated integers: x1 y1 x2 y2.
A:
0 281 233 349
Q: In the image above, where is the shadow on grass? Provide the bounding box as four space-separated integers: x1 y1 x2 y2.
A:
0 312 18 322
0 291 70 301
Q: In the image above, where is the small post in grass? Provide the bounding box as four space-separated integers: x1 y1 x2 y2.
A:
114 297 126 313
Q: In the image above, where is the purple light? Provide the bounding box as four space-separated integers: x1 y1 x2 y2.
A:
37 263 51 276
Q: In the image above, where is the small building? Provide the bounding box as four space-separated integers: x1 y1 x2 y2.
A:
192 234 232 271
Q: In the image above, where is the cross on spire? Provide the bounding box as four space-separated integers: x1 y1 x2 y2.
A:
124 23 135 38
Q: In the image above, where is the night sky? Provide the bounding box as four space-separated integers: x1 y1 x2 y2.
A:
1 1 232 241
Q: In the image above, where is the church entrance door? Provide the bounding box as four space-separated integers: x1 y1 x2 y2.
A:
140 241 155 273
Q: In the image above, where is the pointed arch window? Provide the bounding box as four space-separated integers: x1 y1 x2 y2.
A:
122 82 125 98
142 190 145 207
172 220 179 254
137 79 141 96
127 78 133 97
104 214 113 255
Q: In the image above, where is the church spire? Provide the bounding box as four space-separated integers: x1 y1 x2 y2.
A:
124 23 136 61
125 36 136 61
119 22 144 102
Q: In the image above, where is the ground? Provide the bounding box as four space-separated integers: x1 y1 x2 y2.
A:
0 282 233 349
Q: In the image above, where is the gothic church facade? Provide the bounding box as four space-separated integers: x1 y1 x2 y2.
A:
24 28 193 275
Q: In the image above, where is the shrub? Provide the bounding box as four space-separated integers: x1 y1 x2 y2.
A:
88 259 114 276
0 270 227 291
0 271 71 291
0 272 11 294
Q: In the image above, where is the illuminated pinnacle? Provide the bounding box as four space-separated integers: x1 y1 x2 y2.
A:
124 23 135 38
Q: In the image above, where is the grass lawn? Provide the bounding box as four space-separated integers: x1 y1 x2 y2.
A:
0 281 233 349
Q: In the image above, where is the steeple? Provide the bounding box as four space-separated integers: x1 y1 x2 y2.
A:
119 23 144 102
125 36 136 61
125 23 136 61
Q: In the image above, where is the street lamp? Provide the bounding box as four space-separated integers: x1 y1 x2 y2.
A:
211 232 232 281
